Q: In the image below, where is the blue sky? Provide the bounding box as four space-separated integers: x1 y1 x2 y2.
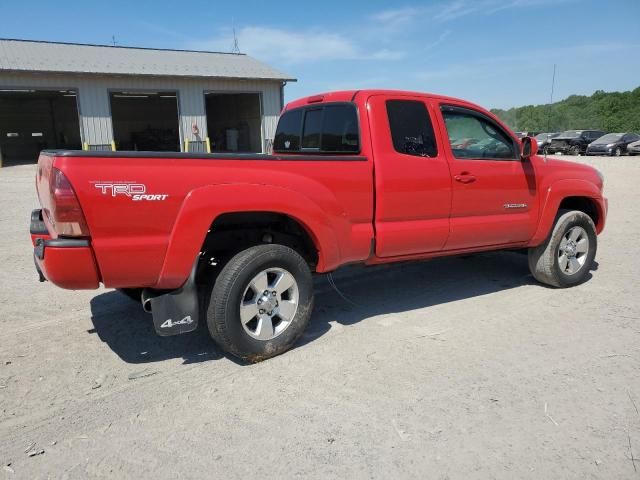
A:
2 0 639 109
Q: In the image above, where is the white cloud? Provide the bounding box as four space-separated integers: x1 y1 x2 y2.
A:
414 42 639 81
374 0 576 25
190 26 405 64
370 7 422 30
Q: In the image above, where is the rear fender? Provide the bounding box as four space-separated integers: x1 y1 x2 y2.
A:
530 179 605 246
155 183 344 289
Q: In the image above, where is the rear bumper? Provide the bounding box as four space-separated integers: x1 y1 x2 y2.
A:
31 209 100 289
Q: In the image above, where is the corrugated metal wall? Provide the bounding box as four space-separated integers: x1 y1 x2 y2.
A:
0 72 283 152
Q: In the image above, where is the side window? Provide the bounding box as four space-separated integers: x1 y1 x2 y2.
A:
273 109 303 151
386 100 438 157
441 107 517 160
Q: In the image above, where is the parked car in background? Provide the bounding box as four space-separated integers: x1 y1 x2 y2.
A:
515 131 539 139
534 132 560 153
628 139 640 156
586 132 640 156
549 130 605 155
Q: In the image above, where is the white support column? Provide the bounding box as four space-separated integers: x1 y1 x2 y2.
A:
178 87 207 151
76 86 114 149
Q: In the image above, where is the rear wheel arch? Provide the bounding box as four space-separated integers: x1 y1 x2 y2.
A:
155 183 344 289
200 211 320 273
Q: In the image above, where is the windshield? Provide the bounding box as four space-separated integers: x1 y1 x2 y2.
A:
535 133 552 140
593 133 623 143
559 130 582 138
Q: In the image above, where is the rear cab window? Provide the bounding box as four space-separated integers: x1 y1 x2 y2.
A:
274 103 360 154
440 105 518 160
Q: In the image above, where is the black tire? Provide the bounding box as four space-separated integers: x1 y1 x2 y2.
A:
613 147 622 157
117 288 143 302
528 210 597 288
570 145 581 156
207 244 314 362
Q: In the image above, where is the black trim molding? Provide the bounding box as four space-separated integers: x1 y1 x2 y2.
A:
34 237 90 260
40 150 367 162
30 209 48 235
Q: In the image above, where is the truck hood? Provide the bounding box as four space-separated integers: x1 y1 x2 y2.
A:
541 157 604 190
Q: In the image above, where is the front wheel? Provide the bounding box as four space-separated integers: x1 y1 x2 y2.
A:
207 244 314 362
613 147 622 157
528 210 597 288
570 145 581 156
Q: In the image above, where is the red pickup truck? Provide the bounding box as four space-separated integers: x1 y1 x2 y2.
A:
31 90 607 361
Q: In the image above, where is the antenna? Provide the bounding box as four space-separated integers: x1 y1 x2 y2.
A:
232 27 240 54
111 35 118 47
546 64 556 132
231 20 240 55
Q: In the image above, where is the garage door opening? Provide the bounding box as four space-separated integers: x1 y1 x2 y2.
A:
205 93 262 153
110 91 180 151
0 89 81 166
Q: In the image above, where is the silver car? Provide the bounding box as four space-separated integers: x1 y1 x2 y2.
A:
628 139 640 156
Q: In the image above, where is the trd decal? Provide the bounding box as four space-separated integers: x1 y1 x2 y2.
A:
94 183 168 201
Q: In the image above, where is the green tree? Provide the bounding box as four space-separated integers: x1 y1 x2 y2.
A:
491 87 640 133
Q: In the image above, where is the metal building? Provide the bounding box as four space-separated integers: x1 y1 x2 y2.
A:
0 38 295 166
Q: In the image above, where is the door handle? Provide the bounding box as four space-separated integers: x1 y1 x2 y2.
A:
454 173 476 184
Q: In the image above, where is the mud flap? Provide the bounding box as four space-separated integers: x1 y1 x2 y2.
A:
143 262 199 336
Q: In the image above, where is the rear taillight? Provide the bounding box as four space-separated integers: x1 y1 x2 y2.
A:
48 167 89 237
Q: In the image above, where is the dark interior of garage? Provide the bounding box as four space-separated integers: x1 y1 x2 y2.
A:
0 90 81 166
205 93 262 153
110 91 180 151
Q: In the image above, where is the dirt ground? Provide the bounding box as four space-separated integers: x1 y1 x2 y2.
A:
0 155 639 479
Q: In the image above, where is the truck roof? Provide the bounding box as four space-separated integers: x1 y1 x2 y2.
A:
284 89 485 111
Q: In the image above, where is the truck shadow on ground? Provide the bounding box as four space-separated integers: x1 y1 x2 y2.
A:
89 251 596 365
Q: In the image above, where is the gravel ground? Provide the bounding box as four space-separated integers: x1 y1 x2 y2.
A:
0 155 639 479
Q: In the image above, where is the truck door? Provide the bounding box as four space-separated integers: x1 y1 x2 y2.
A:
369 94 452 257
434 103 538 250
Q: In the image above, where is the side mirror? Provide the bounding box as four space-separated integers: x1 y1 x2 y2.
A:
521 136 538 160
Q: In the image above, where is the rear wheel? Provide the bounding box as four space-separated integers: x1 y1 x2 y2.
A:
528 210 597 288
207 244 314 362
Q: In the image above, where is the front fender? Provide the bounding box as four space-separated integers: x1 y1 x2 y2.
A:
154 183 347 289
530 179 606 246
